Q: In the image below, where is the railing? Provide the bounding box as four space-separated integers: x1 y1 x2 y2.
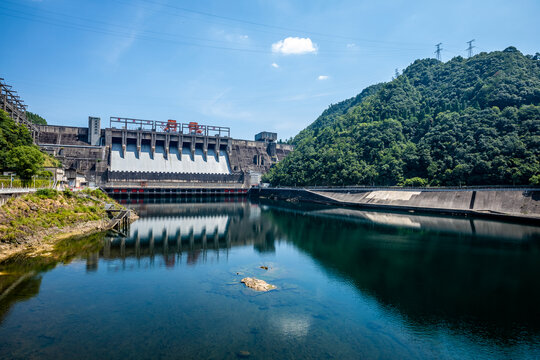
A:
107 171 243 183
109 117 230 137
265 185 540 192
0 187 36 195
0 176 54 189
109 117 155 131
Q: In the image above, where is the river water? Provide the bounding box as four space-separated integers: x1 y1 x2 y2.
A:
1 197 540 359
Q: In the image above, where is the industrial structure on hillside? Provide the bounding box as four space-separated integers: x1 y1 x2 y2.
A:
1 77 293 193
36 117 292 193
0 78 39 140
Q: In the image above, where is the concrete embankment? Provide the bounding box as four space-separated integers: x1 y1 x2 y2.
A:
0 189 36 207
250 187 540 223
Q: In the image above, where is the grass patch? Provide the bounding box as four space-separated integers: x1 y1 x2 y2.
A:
35 188 58 199
0 188 121 243
82 188 110 201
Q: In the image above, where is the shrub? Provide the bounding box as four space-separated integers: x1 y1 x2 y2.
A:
63 188 73 198
82 188 109 201
36 188 58 199
401 177 429 187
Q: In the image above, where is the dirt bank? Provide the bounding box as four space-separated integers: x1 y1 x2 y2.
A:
0 189 136 263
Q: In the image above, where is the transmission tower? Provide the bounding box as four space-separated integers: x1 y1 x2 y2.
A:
435 43 442 61
466 39 476 58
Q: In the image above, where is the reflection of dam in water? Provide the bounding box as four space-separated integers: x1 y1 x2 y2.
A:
313 208 540 241
106 215 231 258
104 201 278 262
258 200 540 241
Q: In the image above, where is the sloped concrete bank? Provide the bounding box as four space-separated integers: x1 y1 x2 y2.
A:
250 187 540 224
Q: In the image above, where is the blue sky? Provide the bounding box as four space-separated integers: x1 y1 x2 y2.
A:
1 0 539 141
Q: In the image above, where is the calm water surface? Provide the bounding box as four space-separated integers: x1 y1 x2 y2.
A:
1 197 540 359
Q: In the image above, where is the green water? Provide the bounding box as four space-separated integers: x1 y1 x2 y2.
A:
1 198 539 359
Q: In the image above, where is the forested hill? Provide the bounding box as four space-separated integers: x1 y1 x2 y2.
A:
26 111 47 125
292 83 384 144
265 47 540 186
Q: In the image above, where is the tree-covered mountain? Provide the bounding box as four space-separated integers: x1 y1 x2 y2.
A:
26 111 47 125
264 47 540 186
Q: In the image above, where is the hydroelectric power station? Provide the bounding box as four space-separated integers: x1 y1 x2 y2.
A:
1 77 292 195
36 116 293 195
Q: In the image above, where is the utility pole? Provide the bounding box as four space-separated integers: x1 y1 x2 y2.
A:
466 39 475 58
435 43 442 61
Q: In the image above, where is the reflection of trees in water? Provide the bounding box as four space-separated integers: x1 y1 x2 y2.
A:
265 206 540 342
0 232 108 325
0 274 42 324
253 231 276 254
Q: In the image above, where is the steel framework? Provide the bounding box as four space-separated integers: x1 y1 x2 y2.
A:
0 78 39 140
109 117 230 137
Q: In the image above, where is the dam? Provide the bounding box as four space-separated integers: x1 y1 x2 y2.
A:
36 116 293 194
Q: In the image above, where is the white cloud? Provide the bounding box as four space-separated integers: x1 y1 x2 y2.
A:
271 37 317 55
318 75 329 80
215 30 249 43
227 34 249 42
271 62 279 68
346 43 356 48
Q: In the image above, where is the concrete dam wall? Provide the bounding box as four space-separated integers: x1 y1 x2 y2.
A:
36 120 294 190
110 143 231 174
251 188 540 223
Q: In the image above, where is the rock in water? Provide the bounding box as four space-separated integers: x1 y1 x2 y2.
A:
237 350 251 358
241 277 276 292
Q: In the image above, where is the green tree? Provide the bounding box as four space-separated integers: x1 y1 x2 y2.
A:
26 111 47 125
7 146 44 183
0 109 34 170
401 177 428 187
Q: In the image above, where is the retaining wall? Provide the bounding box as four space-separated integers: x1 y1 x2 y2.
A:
251 188 540 223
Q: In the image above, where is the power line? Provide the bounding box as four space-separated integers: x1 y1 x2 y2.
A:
0 3 427 58
1 0 475 60
0 5 270 54
435 43 442 61
466 39 475 58
118 0 432 48
4 0 431 51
